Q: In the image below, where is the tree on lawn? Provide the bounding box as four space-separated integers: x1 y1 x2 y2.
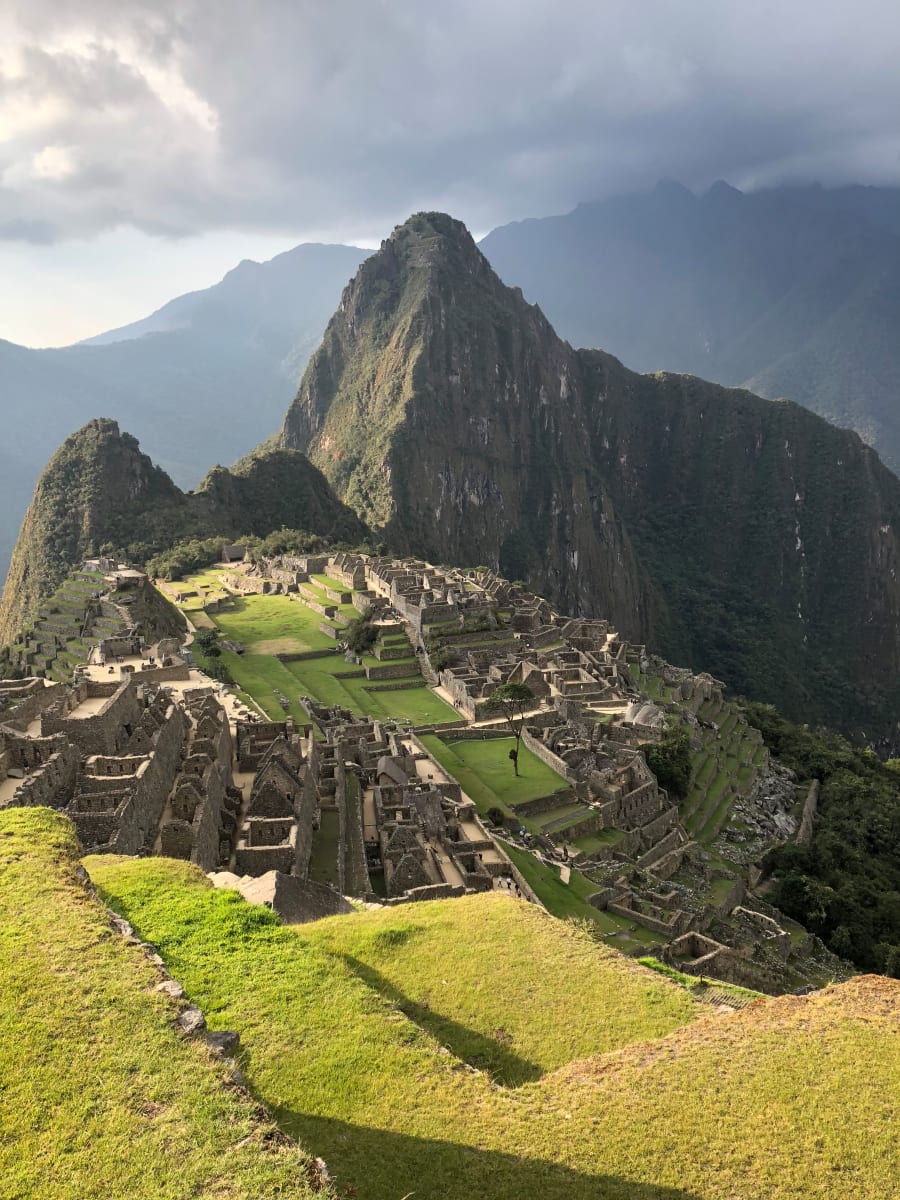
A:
484 682 534 777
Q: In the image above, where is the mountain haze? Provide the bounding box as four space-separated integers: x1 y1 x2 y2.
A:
0 242 368 578
281 212 900 742
480 182 900 474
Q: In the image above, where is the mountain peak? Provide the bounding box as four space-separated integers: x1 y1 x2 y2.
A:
378 211 485 282
281 208 900 743
387 210 475 246
706 179 742 199
0 421 367 646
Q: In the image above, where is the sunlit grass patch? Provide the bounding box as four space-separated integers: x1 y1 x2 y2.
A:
0 809 329 1200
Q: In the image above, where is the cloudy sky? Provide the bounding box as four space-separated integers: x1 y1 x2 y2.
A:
3 0 899 345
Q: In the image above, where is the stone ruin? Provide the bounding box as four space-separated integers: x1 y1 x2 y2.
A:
0 676 238 868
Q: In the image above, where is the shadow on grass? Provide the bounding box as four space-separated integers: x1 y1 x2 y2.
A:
278 1110 703 1200
340 953 543 1085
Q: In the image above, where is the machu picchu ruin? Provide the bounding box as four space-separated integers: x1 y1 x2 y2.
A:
0 548 850 994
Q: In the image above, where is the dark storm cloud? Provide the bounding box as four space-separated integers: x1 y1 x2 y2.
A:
2 0 900 243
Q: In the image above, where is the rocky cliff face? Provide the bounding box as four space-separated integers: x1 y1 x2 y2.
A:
281 213 900 741
0 419 366 646
282 213 650 632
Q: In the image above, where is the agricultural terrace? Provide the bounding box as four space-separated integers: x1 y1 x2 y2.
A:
417 735 677 950
418 734 609 852
89 853 900 1200
168 573 457 726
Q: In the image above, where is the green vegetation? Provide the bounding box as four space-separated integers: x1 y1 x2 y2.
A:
147 529 335 581
343 612 378 655
419 734 568 818
281 211 900 745
0 417 366 649
500 846 661 951
0 809 328 1200
481 681 535 776
644 723 693 799
87 851 900 1200
637 957 764 1003
212 591 335 653
745 703 900 976
300 896 697 1083
281 657 456 724
171 579 458 725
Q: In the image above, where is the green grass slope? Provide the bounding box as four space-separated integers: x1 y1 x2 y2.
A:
298 894 698 1083
88 853 900 1200
0 809 330 1200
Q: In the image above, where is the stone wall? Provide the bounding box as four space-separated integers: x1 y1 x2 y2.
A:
384 881 464 905
636 827 684 871
364 679 428 693
606 897 685 936
365 661 420 681
133 663 191 684
434 728 509 742
43 678 143 756
189 767 228 872
277 649 339 663
234 843 296 874
339 768 370 896
637 806 677 849
521 728 578 781
84 755 145 777
294 736 318 879
113 703 188 854
301 596 338 619
557 809 605 841
70 809 120 849
6 741 78 810
0 682 66 732
513 789 577 817
374 642 413 661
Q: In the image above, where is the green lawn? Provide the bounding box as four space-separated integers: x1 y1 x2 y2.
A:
0 809 328 1200
309 572 351 596
281 654 458 723
211 593 335 654
219 650 311 723
174 587 458 726
86 850 900 1200
419 735 568 818
301 894 698 1084
571 828 626 855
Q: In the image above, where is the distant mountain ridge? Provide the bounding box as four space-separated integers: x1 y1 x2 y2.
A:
0 242 368 578
480 181 900 473
281 212 900 744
